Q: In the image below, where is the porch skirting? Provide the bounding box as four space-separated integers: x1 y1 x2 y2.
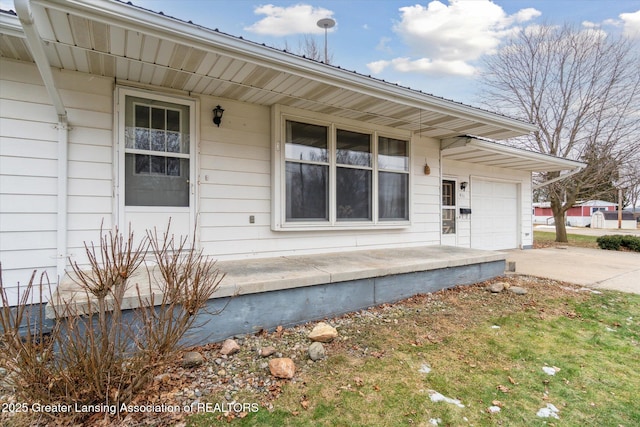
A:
48 246 505 344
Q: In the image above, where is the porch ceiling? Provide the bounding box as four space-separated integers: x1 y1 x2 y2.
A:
0 0 537 140
441 136 586 172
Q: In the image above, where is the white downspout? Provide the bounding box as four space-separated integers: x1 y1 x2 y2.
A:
15 0 69 282
55 117 69 278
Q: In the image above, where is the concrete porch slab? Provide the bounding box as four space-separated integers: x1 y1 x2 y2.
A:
46 246 506 334
214 245 506 298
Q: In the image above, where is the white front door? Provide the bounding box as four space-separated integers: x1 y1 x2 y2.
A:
117 88 196 241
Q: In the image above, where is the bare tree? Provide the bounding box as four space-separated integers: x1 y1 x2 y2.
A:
481 24 640 241
284 35 333 63
621 160 640 212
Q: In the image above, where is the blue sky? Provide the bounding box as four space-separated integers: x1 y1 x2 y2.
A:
5 0 639 106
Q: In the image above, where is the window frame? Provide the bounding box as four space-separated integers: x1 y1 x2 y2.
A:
272 105 411 231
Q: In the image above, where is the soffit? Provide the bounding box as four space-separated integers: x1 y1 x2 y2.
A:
441 136 586 172
0 1 537 140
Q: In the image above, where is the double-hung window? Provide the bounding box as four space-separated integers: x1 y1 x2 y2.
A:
285 121 329 221
336 129 372 221
276 112 410 229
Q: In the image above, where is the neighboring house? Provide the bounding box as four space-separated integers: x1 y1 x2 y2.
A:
533 200 617 226
0 1 583 338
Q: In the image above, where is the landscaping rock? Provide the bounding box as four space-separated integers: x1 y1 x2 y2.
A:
182 351 205 368
488 282 506 293
269 357 296 379
308 342 326 361
308 322 338 342
220 339 240 356
509 286 528 295
537 403 560 419
259 346 276 357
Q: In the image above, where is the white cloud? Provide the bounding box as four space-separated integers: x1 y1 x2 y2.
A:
582 9 640 38
391 57 476 76
620 10 640 37
245 4 336 36
369 0 540 77
367 60 389 74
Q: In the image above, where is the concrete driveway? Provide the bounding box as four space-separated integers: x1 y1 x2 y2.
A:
506 246 640 294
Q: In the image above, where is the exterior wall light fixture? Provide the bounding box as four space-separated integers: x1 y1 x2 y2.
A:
460 181 468 191
213 105 224 127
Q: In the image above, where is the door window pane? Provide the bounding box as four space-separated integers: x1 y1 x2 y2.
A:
379 171 408 220
151 107 165 130
286 162 328 220
442 208 456 234
337 168 372 220
442 180 456 206
125 154 189 206
135 105 150 127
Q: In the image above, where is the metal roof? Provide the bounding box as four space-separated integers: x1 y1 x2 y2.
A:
441 136 586 172
0 0 538 140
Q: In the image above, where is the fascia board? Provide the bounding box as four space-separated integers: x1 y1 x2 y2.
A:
0 12 25 38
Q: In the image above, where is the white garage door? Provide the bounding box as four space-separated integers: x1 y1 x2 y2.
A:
471 179 518 250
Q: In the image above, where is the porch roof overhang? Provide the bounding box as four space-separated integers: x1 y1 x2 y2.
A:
441 136 586 173
0 0 537 140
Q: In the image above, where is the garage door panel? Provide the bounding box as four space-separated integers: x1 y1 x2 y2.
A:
471 179 518 250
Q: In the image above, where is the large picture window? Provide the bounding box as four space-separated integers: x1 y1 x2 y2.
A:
279 116 409 228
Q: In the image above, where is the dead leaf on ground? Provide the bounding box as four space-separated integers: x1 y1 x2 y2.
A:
300 395 310 410
492 400 504 407
508 376 517 385
497 385 510 393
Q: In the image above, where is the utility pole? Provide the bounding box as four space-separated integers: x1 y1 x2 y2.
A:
618 187 623 229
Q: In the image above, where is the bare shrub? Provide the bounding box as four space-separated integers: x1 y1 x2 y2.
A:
0 224 223 424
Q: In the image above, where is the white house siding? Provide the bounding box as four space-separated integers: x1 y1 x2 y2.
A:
1 59 444 302
442 159 532 249
197 95 442 260
0 60 114 304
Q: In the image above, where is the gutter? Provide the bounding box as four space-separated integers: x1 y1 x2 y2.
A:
533 167 584 189
14 0 69 283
